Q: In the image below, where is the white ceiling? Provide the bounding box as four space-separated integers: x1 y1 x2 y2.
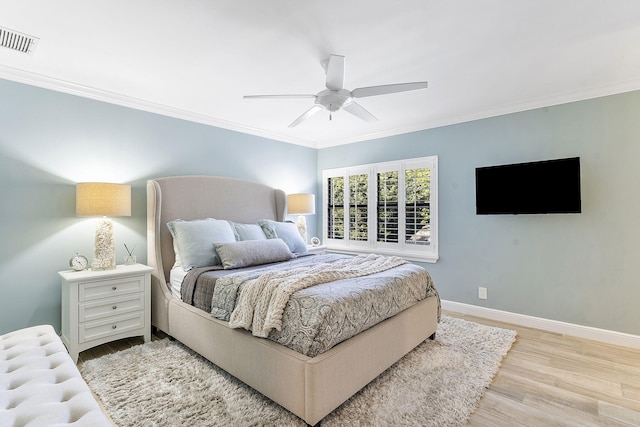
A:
1 1 640 149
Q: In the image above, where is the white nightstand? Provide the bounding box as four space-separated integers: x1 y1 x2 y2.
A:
59 264 153 363
307 245 327 255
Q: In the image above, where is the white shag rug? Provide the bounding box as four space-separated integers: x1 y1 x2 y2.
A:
81 316 516 426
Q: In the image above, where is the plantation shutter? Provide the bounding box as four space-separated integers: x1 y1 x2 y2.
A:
405 166 431 246
349 174 368 241
377 170 399 243
327 176 345 240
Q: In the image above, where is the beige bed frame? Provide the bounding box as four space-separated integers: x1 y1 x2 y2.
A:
147 175 439 425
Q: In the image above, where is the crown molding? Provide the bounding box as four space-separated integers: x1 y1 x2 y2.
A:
314 77 640 148
0 65 320 149
3 64 640 150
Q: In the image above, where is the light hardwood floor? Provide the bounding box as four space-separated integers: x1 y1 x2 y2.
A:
77 313 640 426
446 312 640 426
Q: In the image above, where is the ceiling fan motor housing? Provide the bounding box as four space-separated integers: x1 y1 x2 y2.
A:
315 89 352 111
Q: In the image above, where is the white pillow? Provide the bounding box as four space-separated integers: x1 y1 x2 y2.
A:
258 220 308 254
167 218 235 270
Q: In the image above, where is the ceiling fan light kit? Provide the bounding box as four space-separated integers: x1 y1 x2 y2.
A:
243 54 428 127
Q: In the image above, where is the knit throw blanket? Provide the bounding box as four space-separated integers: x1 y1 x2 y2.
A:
228 254 407 337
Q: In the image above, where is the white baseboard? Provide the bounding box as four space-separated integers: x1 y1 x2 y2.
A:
442 300 640 350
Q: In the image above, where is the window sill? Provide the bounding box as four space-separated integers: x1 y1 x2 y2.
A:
325 246 439 263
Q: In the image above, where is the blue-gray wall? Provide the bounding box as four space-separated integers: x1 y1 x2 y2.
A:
0 78 317 334
318 91 640 336
2 76 639 338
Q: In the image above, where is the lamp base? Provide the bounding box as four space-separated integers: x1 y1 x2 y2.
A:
296 215 308 244
91 218 116 270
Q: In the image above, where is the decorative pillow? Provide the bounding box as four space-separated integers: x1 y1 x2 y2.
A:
167 218 235 270
214 239 294 269
228 221 267 241
258 220 308 254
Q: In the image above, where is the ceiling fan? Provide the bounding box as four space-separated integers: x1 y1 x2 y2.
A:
243 54 428 128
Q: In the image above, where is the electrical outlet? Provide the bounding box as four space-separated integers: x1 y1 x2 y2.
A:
478 287 488 300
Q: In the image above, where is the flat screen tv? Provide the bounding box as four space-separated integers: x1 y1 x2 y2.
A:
475 157 581 215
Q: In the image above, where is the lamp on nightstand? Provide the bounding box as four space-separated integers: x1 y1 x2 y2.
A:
287 193 316 244
76 182 131 270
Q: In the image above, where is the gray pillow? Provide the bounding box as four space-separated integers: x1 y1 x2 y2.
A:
258 219 308 254
167 218 235 270
214 239 294 269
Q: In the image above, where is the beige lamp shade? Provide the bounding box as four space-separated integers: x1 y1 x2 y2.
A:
76 182 131 217
287 193 316 215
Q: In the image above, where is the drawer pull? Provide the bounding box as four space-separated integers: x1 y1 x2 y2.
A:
112 305 117 310
112 286 117 291
112 324 117 329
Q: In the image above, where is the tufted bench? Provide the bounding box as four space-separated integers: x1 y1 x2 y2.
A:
0 325 113 426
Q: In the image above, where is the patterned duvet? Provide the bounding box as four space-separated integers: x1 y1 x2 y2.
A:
181 254 440 357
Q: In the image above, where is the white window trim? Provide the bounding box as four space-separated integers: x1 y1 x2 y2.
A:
322 156 438 263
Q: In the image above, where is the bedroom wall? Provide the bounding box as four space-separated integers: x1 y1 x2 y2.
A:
0 78 317 335
318 90 640 337
2 74 638 340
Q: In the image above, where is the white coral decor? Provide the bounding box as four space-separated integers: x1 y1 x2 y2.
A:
91 218 116 270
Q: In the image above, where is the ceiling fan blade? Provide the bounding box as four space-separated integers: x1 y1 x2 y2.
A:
243 94 316 99
351 81 428 98
342 101 378 123
325 54 345 91
288 105 323 128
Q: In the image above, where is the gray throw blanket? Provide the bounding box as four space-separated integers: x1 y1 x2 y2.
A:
228 254 407 337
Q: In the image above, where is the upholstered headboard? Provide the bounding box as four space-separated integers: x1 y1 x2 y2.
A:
147 176 286 284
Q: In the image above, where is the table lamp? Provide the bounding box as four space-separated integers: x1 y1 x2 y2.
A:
76 182 131 270
287 193 315 243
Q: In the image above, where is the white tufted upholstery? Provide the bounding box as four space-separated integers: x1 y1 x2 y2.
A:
0 325 113 427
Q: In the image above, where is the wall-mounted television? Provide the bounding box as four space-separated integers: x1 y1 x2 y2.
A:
475 157 581 215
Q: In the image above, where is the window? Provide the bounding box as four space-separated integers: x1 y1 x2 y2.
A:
322 156 438 262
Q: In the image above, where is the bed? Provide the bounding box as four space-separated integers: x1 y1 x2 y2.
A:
147 175 440 426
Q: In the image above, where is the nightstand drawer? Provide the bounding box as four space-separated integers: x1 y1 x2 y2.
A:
79 294 144 322
79 311 144 343
79 275 144 302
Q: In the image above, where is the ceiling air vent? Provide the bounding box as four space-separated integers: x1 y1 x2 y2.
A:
0 26 39 54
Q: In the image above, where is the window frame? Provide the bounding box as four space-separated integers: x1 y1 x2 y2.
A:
322 156 439 263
